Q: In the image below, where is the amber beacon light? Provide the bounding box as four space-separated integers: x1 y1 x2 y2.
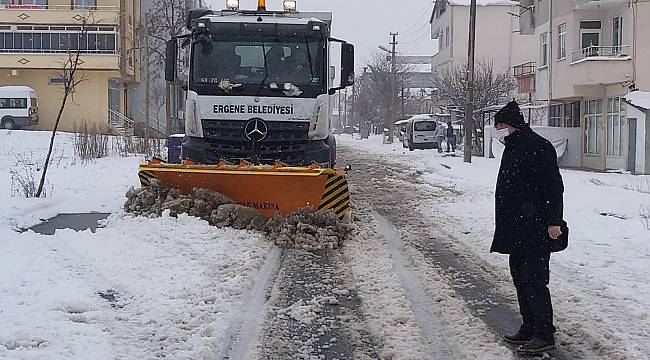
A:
225 0 239 10
257 0 266 11
283 0 297 11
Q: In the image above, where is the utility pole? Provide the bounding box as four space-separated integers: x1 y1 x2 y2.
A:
143 16 150 140
464 0 477 163
351 78 356 131
343 88 346 126
401 85 405 118
388 32 398 143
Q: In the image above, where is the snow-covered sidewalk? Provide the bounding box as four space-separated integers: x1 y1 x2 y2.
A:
0 130 273 359
338 134 650 359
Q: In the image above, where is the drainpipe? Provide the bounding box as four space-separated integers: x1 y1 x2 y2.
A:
547 0 553 126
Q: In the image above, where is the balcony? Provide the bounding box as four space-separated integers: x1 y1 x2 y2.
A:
571 45 631 63
513 61 536 78
0 5 119 25
567 45 632 86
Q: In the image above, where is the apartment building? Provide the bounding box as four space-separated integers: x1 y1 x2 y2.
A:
430 0 537 74
517 0 650 174
0 0 140 132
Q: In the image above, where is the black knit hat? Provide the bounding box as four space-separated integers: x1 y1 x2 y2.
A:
494 100 526 129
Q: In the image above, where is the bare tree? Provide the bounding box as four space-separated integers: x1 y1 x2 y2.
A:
144 0 188 135
36 14 94 198
434 60 516 153
356 53 414 137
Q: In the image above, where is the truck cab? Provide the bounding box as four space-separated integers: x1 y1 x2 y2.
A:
166 1 354 167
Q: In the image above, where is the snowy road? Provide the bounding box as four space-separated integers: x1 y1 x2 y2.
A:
2 130 648 359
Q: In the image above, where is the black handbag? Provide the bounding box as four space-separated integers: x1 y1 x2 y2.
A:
549 220 569 252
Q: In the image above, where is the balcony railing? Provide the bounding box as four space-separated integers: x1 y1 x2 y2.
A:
513 61 536 78
571 45 630 63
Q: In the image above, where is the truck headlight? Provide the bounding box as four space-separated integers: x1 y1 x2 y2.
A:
226 0 239 10
283 0 296 11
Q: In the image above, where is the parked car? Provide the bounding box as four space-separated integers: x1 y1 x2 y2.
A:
0 86 38 129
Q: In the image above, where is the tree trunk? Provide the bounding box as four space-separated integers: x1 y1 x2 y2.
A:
36 90 69 198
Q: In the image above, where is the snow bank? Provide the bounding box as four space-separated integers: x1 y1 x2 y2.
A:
0 130 141 229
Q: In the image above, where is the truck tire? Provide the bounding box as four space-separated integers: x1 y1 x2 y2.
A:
1 117 15 130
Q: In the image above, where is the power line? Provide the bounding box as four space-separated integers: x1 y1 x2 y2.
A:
400 1 435 35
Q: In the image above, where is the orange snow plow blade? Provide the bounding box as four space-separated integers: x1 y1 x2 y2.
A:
138 159 351 220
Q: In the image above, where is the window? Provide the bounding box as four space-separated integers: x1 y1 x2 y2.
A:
564 101 581 128
607 97 624 157
0 98 27 109
439 29 444 50
414 121 436 131
445 26 450 48
558 24 566 59
612 16 623 50
540 33 548 66
0 29 117 54
20 0 46 6
550 104 562 127
585 99 602 155
580 20 601 54
73 0 95 9
48 76 70 85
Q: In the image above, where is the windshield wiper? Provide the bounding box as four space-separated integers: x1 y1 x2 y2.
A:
304 39 316 80
255 43 269 97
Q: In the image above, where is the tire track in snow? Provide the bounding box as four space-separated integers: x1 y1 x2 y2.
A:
222 246 283 360
338 144 581 359
372 211 456 359
255 249 379 360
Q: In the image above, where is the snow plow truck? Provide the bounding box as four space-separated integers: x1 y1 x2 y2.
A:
138 0 354 220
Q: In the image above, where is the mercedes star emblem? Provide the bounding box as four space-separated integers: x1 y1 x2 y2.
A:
244 118 268 142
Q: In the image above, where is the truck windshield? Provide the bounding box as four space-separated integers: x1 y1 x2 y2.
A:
414 121 436 131
192 39 324 97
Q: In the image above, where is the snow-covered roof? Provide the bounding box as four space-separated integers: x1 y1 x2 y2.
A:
448 0 518 6
624 91 650 110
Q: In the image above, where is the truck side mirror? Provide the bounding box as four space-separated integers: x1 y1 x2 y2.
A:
340 43 355 87
165 39 178 83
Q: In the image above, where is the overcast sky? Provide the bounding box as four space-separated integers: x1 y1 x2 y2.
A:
205 0 438 66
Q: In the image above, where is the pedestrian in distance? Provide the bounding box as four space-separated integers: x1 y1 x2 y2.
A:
445 120 456 153
490 100 567 355
434 122 446 153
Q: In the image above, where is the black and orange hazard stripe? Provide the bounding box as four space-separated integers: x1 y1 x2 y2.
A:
318 173 351 220
138 170 156 187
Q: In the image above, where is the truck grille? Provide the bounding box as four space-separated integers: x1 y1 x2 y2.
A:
201 119 310 164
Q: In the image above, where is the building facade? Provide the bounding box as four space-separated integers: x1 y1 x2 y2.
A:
430 0 537 74
518 0 650 173
0 0 140 132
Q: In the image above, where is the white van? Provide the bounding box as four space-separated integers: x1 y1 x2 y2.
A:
0 86 39 129
403 115 438 151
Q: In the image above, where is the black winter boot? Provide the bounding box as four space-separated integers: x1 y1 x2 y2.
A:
503 330 532 345
518 337 556 354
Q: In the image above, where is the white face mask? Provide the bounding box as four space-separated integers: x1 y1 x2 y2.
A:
495 128 510 143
